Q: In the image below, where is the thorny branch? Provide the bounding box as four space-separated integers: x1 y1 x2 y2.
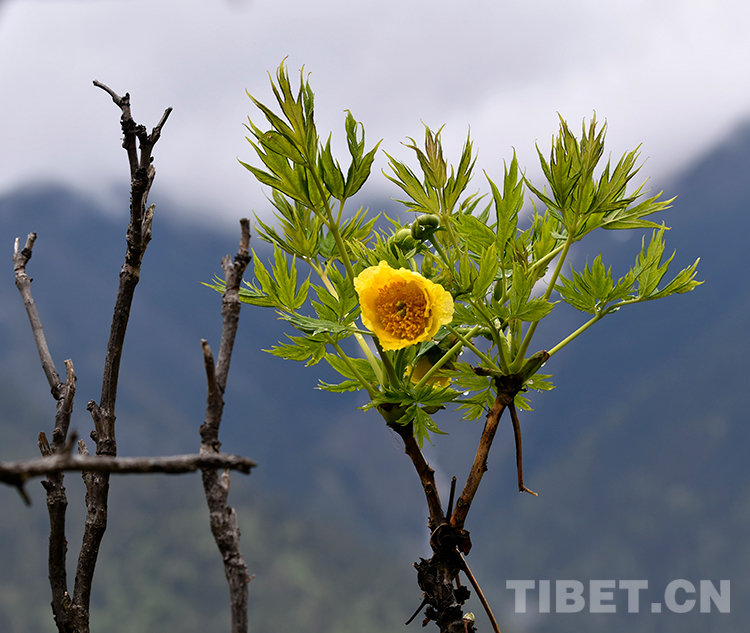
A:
199 219 253 633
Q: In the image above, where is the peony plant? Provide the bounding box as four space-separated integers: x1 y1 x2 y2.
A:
209 61 701 632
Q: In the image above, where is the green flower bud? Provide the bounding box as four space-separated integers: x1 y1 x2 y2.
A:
391 227 417 251
411 214 441 241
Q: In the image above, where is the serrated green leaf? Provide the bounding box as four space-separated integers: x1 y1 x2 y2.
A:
454 213 496 255
270 245 310 310
443 130 476 212
384 153 440 214
319 135 345 199
321 352 379 389
279 312 357 337
652 258 702 298
412 406 448 447
633 226 672 298
317 378 364 393
515 297 556 322
267 333 328 366
474 247 500 299
487 155 524 257
524 372 555 392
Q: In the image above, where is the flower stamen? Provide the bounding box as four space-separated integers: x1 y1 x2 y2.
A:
375 280 428 339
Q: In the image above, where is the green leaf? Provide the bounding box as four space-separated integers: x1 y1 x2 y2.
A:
524 372 555 392
412 406 448 447
320 352 379 388
319 135 345 200
633 225 672 298
630 226 702 300
443 131 477 213
384 152 440 214
556 253 631 315
310 268 359 325
279 312 358 337
343 111 382 199
487 155 524 258
652 258 702 298
514 297 556 322
454 213 495 256
317 378 364 393
270 246 310 310
267 333 328 366
474 247 500 299
254 190 324 260
450 362 495 421
599 191 673 231
508 263 535 316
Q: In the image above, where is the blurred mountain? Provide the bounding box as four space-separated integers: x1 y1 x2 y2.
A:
1 119 749 632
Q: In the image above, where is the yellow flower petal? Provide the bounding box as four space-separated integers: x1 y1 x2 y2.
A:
354 261 454 351
409 356 452 388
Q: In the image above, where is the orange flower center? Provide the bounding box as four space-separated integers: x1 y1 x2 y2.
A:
374 279 428 340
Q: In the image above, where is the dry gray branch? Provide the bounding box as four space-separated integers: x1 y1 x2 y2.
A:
199 219 252 633
0 453 257 490
13 230 80 630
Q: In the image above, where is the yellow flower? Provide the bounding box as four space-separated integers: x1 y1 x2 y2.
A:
409 356 452 388
353 261 454 351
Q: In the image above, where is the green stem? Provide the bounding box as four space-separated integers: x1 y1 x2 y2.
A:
428 236 451 268
511 236 574 372
328 337 378 399
547 303 626 357
413 325 482 391
445 325 496 369
528 243 566 277
314 262 383 385
466 299 509 370
547 312 606 357
316 265 338 297
308 168 357 282
374 339 399 388
355 333 384 386
440 212 462 252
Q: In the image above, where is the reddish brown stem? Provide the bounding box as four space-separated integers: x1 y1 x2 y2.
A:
508 402 537 496
383 413 444 529
451 375 523 530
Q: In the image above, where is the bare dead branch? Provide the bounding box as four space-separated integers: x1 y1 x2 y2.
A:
13 233 62 395
200 219 253 633
59 83 173 628
0 452 257 488
13 229 81 630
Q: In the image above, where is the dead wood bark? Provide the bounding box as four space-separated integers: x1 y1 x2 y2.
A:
9 82 257 633
199 219 253 633
0 451 257 489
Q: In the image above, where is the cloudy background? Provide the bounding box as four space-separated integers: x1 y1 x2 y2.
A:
2 0 750 226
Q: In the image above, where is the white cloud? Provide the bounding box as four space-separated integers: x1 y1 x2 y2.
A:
1 0 750 227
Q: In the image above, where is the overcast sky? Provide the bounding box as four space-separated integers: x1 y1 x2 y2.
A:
2 0 750 227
